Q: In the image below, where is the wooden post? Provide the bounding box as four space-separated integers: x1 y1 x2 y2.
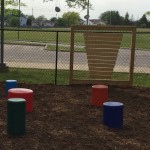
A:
129 28 136 85
69 26 75 84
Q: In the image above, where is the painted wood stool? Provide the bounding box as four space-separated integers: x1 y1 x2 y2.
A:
91 85 108 106
103 102 124 128
7 98 26 135
5 80 17 96
8 88 33 112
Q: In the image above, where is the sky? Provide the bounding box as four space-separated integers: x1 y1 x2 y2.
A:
16 0 150 20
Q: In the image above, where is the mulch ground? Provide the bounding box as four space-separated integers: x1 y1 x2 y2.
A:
0 82 150 150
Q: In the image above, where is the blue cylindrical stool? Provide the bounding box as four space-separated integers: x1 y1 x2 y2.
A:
103 102 124 128
5 80 17 96
7 98 26 136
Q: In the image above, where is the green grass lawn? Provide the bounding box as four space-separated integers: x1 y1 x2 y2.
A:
4 27 150 50
0 68 149 87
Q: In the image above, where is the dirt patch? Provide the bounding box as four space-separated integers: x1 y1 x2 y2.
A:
0 83 150 150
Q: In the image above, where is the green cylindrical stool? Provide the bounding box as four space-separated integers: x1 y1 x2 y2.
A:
7 98 26 136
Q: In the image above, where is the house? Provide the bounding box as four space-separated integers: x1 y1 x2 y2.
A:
83 19 106 25
20 15 27 26
32 20 42 27
80 19 85 25
0 16 8 26
42 20 54 27
32 20 54 27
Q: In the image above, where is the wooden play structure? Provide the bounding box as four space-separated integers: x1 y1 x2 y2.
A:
69 25 136 86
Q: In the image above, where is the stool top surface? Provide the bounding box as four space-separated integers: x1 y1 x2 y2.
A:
92 85 108 89
103 102 123 107
6 80 17 82
8 98 26 102
8 88 33 93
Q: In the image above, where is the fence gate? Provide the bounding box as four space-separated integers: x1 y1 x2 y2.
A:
69 25 136 87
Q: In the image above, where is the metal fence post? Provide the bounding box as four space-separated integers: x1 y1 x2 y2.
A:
55 31 59 85
0 0 4 65
0 0 7 70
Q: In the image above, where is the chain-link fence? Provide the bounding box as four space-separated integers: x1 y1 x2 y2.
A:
0 28 150 85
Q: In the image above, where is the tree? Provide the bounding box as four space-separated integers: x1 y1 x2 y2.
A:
55 12 80 27
62 11 80 27
50 17 57 24
1 0 26 21
36 15 47 21
0 0 26 8
27 15 35 21
5 8 21 17
145 11 150 21
99 11 123 25
124 12 130 25
43 0 90 9
139 14 148 28
7 16 19 27
145 11 150 16
66 0 90 9
55 18 66 27
26 15 35 26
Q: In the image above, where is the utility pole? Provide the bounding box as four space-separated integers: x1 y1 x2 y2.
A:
18 0 21 40
86 0 90 25
0 0 7 71
110 10 111 25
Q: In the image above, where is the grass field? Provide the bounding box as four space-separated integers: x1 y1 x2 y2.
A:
4 27 150 50
0 68 150 87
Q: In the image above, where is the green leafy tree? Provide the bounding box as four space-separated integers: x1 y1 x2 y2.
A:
27 15 35 21
0 0 18 8
26 15 35 26
55 11 80 27
5 8 23 27
55 18 66 27
61 11 80 27
5 8 21 17
145 11 150 22
66 0 90 9
7 16 19 27
0 0 26 8
145 11 150 16
0 0 26 17
36 15 47 21
139 14 148 28
124 12 130 25
99 11 123 25
50 17 57 24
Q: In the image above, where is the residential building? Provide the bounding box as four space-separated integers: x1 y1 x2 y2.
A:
32 20 54 27
20 15 27 26
42 20 55 27
83 19 106 25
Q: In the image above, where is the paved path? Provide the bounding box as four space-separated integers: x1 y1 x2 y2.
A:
4 44 150 73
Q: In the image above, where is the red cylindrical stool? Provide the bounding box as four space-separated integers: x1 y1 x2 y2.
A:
8 88 33 112
91 85 108 106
